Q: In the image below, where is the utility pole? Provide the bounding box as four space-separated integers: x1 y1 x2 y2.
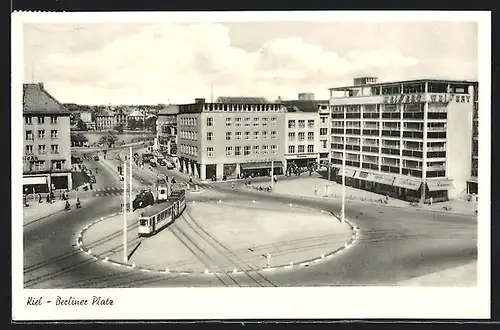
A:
327 104 332 181
123 160 128 262
129 146 132 212
270 159 274 189
341 148 346 223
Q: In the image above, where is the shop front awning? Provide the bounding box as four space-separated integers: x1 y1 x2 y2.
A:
337 168 356 178
23 176 47 185
426 179 454 191
356 172 395 185
393 177 422 191
240 161 283 170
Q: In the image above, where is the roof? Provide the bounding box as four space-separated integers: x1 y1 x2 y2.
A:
158 104 179 116
128 110 145 117
97 109 115 117
282 100 326 113
330 79 479 91
138 200 175 218
23 83 70 115
215 96 269 104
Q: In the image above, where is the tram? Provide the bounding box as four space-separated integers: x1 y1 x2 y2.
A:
137 189 186 237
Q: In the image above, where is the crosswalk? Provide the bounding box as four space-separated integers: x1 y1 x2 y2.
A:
91 182 215 197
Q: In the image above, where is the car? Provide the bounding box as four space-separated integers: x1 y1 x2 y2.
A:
166 163 175 170
89 175 97 184
149 160 157 167
94 155 99 161
158 159 167 166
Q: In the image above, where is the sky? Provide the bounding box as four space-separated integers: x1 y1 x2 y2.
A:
23 21 478 105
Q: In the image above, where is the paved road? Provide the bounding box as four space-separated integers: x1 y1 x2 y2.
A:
23 162 477 288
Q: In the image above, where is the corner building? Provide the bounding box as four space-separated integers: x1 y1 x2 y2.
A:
177 98 286 180
23 83 72 193
329 77 477 203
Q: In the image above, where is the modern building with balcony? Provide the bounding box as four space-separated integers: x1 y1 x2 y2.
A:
156 104 179 156
329 77 477 203
177 97 286 180
23 83 72 193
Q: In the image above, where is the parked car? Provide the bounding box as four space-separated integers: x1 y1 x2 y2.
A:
158 159 167 166
166 162 175 170
149 160 157 167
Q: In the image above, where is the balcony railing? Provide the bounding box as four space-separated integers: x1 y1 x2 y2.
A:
427 146 445 151
403 145 422 150
427 107 447 113
382 144 399 148
403 127 423 131
363 125 379 129
382 161 399 166
403 164 422 170
363 158 378 164
427 126 446 131
427 165 446 171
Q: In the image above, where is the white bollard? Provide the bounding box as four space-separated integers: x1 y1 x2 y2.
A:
289 203 292 206
101 217 104 220
165 268 170 273
104 257 109 261
132 263 136 268
267 253 271 268
233 268 238 274
252 200 255 203
321 254 325 259
88 249 92 254
192 200 195 204
218 200 222 203
290 262 293 267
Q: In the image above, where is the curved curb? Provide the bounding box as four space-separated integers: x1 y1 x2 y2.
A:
76 202 360 277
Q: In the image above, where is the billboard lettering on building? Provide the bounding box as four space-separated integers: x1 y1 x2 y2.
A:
383 94 423 104
429 94 471 103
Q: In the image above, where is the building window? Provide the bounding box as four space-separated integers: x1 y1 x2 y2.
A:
262 131 268 140
51 144 59 154
253 145 260 155
298 120 305 129
207 132 214 141
207 147 214 157
244 118 251 127
225 146 233 156
288 120 296 128
244 146 251 156
235 118 242 126
38 130 46 139
271 131 277 139
308 120 315 128
236 132 242 140
321 116 327 124
235 146 241 156
298 145 305 153
50 116 58 124
262 145 269 155
308 132 314 140
38 116 45 125
288 132 295 141
25 116 32 125
253 117 260 127
321 140 327 149
271 117 277 126
271 145 277 154
288 145 295 154
52 160 66 170
38 145 47 154
320 128 328 136
298 132 305 141
244 131 250 140
25 145 33 154
253 131 259 140
307 145 314 153
32 161 45 171
226 118 232 127
25 130 33 141
207 118 214 127
226 132 232 141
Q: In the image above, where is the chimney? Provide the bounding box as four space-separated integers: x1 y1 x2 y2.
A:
195 98 206 104
38 82 44 89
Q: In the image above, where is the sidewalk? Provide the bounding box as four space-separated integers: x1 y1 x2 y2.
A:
397 261 477 286
247 176 478 216
23 198 78 225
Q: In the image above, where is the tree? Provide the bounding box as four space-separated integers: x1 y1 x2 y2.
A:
128 118 138 130
114 124 124 133
76 119 87 131
145 116 157 132
99 130 118 147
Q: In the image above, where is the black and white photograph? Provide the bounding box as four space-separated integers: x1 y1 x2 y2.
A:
12 11 490 320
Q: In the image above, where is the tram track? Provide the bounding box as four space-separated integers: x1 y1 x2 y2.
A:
181 209 276 287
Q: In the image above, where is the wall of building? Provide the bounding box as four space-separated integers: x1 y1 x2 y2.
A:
284 112 320 165
177 113 201 162
445 88 475 198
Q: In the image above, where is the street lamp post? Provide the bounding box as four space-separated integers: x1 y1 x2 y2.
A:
270 159 274 189
129 146 132 212
341 147 346 223
327 104 332 181
123 160 128 263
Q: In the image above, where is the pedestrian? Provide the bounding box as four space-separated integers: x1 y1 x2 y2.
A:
273 174 277 184
38 193 42 203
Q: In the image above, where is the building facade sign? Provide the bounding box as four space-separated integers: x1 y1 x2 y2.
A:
393 177 422 190
23 156 39 161
383 94 423 104
426 179 454 191
429 94 471 103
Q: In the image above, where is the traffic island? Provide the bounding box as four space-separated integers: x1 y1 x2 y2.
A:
78 200 358 276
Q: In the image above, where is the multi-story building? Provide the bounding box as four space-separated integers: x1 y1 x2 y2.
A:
177 98 286 180
467 85 479 195
115 108 129 128
282 100 324 171
23 83 72 193
156 104 179 155
96 109 116 130
80 111 92 123
329 77 477 203
128 109 146 122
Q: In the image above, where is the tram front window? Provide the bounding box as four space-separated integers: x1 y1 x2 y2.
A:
139 219 148 226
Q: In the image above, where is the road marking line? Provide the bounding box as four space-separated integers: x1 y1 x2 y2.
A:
142 269 151 272
284 265 293 269
262 267 276 272
110 262 120 266
180 272 190 275
314 258 322 263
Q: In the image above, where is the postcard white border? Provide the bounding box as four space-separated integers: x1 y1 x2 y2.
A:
12 10 491 320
